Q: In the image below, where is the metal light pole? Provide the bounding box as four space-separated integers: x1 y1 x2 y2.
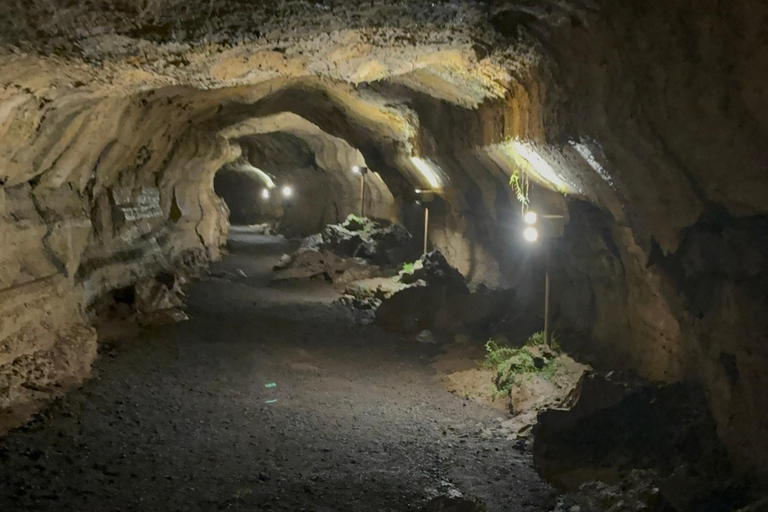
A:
353 166 369 218
543 246 551 346
523 211 563 347
416 189 435 255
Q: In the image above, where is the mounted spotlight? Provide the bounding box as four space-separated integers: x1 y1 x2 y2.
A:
523 226 539 243
282 186 293 198
352 165 361 174
261 188 270 200
524 211 538 225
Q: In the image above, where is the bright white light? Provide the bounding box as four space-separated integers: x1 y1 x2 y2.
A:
524 211 538 225
352 166 360 174
282 186 293 198
411 157 442 190
415 189 422 193
261 189 270 200
523 226 539 243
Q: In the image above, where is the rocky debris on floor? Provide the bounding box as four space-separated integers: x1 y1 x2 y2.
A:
272 248 381 284
208 268 248 280
533 373 745 511
400 251 468 292
343 277 411 303
335 276 411 324
242 223 273 235
421 496 487 512
416 329 436 344
376 251 516 336
89 270 192 329
487 336 588 417
270 215 414 284
301 214 419 266
134 272 190 326
550 470 663 512
436 332 588 437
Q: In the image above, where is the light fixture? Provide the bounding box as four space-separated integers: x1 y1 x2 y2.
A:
523 226 539 243
352 165 360 174
524 211 538 225
282 186 293 198
261 188 270 200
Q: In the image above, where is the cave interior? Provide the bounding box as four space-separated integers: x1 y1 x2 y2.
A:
0 1 767 510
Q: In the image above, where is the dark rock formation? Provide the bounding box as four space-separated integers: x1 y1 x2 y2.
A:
376 251 516 336
303 215 419 267
533 373 738 510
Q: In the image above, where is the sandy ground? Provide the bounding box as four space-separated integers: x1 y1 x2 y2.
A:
0 232 554 512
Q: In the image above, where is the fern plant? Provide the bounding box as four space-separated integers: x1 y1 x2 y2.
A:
509 169 530 207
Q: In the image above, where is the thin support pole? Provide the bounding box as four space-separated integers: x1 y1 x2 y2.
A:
360 173 365 218
423 207 430 255
544 248 551 346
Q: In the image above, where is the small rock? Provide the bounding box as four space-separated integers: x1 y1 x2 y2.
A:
417 330 436 344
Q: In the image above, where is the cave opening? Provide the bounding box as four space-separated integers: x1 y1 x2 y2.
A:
1 1 767 510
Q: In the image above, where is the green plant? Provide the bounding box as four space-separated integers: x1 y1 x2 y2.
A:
401 262 416 274
509 169 529 207
482 332 562 397
343 214 368 232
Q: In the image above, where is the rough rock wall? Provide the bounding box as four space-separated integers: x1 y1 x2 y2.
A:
0 84 232 423
497 0 768 478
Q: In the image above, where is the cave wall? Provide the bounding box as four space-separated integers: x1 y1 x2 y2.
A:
0 86 232 423
500 0 768 478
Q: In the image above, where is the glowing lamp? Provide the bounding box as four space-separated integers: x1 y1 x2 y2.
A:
352 166 360 174
282 186 293 198
524 211 538 225
261 189 270 200
523 226 539 243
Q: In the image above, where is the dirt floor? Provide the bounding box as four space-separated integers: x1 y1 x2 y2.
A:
0 231 555 512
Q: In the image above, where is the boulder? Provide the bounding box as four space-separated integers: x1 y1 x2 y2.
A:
133 272 190 326
272 248 380 284
377 251 516 336
375 284 445 334
302 215 418 266
533 373 733 509
401 251 468 293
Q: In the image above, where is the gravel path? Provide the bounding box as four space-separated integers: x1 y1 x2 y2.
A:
0 232 554 511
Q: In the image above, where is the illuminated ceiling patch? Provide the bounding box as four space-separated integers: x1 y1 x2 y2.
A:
484 139 577 194
410 157 444 190
570 140 614 188
234 164 276 189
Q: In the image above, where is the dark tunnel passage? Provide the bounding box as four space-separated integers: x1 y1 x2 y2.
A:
214 165 276 226
0 0 767 511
